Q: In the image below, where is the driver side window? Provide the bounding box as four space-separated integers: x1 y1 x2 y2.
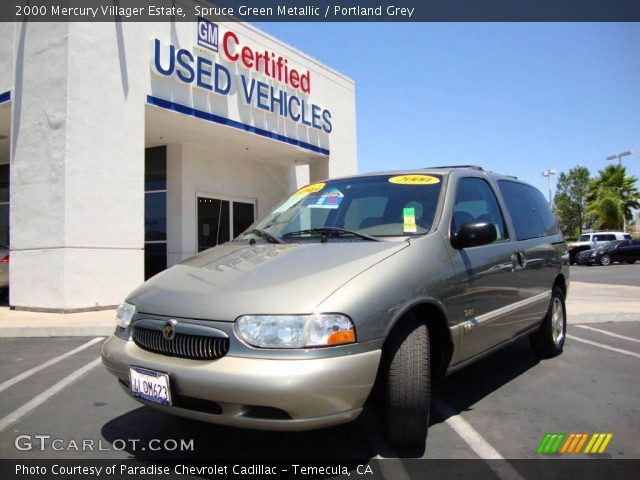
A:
452 177 507 241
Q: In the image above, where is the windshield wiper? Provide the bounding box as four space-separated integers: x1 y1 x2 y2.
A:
247 229 283 244
282 227 380 242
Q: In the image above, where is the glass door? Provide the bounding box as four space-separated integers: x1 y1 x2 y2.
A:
197 196 255 252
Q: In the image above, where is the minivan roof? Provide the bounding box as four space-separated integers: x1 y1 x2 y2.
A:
322 165 520 183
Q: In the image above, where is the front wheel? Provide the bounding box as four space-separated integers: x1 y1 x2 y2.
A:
530 287 566 358
600 254 611 266
384 316 430 447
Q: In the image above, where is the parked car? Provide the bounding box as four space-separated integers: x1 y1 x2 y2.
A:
567 231 631 264
577 239 640 266
0 245 8 290
102 166 569 447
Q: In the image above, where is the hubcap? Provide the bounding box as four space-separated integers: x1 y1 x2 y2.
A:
551 297 565 345
601 255 610 266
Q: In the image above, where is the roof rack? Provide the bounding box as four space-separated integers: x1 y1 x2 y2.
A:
424 165 484 170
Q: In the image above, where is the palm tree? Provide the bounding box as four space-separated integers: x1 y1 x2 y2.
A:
586 165 640 231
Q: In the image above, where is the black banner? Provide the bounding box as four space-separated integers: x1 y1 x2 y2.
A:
2 459 639 480
1 0 640 22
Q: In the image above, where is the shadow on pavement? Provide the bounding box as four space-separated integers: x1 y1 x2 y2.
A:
101 337 541 460
431 336 541 423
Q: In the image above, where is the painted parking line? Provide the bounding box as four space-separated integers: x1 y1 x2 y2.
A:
0 357 101 433
433 398 525 480
0 337 104 394
567 334 640 359
573 325 640 343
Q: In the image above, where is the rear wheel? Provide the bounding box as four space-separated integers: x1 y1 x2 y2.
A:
530 287 566 358
600 254 611 266
384 315 430 447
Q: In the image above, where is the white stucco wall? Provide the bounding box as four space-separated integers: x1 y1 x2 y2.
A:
10 22 146 310
166 143 297 266
5 20 356 311
0 23 14 94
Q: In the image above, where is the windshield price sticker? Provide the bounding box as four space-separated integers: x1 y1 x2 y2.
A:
403 207 417 233
389 175 440 185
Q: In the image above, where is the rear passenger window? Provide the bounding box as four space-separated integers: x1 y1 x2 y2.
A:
452 177 507 240
498 180 559 240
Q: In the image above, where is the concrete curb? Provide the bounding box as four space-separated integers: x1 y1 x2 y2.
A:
1 326 115 338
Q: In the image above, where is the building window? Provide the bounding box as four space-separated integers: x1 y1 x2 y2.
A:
145 147 167 279
197 196 255 252
0 164 9 247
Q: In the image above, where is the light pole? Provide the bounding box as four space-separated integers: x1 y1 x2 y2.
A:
542 169 557 204
606 150 634 166
606 151 634 232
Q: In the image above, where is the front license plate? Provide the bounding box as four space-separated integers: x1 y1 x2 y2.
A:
129 367 172 406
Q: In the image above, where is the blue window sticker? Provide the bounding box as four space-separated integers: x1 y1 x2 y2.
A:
306 188 344 209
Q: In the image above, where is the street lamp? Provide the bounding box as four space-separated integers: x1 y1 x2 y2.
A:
606 150 634 165
542 169 557 204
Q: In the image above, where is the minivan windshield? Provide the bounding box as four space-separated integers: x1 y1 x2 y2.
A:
243 174 443 241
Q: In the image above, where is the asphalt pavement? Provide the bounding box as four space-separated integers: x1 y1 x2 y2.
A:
0 322 638 464
570 262 640 287
0 273 638 480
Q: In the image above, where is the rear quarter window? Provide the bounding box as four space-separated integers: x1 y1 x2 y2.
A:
497 180 559 241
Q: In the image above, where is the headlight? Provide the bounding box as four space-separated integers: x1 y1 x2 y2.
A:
235 314 356 348
116 302 136 329
591 252 597 257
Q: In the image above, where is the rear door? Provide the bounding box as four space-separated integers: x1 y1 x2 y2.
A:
496 180 561 334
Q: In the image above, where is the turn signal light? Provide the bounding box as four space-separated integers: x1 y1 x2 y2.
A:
0 254 8 263
327 330 356 345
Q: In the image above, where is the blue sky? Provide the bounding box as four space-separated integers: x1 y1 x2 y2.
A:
258 22 640 198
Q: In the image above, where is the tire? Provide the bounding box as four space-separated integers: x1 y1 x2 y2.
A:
529 287 566 358
384 315 430 447
627 260 636 264
600 254 611 266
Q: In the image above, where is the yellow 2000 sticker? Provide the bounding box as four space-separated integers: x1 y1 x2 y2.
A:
388 175 440 185
294 182 325 196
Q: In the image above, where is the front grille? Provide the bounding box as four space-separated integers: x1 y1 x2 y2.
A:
133 326 229 360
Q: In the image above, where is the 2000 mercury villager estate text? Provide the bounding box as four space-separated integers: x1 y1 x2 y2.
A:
102 165 569 446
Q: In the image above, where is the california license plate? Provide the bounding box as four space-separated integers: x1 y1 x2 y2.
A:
129 367 172 406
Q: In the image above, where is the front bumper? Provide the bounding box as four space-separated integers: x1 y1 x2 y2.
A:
101 336 381 431
577 255 599 265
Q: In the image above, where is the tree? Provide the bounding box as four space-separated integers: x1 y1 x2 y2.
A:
586 164 640 231
553 166 590 237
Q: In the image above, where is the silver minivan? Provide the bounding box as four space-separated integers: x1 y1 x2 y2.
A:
102 166 569 446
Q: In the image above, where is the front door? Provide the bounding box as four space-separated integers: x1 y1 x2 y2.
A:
197 196 255 252
447 176 518 362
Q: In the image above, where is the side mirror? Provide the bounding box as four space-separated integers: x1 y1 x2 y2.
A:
451 222 497 250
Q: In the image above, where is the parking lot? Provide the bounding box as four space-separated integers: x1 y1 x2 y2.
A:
0 265 638 468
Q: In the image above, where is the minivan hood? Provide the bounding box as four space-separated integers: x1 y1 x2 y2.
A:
128 241 408 320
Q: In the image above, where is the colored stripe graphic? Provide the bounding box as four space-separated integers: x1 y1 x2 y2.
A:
537 433 566 454
585 433 613 454
540 433 613 454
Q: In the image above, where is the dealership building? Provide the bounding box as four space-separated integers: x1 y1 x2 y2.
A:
0 21 356 311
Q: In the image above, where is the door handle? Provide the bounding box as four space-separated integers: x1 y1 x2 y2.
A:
511 251 527 270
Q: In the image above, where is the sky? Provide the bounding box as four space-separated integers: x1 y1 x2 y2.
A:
257 22 640 201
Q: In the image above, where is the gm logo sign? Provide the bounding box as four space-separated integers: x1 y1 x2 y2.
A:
197 17 218 52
